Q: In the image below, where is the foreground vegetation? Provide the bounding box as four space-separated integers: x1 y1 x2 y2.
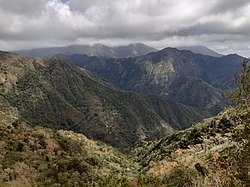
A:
0 110 139 186
1 98 249 186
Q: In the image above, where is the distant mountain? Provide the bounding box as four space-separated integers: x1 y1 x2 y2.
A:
14 43 157 58
0 51 207 150
62 47 244 114
177 46 223 57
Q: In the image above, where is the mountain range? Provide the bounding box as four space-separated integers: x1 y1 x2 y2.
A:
14 43 225 58
14 43 157 58
0 47 249 186
0 51 208 150
62 47 244 114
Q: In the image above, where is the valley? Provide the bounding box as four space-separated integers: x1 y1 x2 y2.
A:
0 51 208 150
62 47 244 114
0 47 249 186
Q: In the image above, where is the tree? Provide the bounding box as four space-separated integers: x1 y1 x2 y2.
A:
231 59 250 107
231 59 250 185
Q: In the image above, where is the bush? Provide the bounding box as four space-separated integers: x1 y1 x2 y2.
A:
98 175 130 187
137 175 160 187
17 142 24 152
162 166 198 187
55 133 82 154
11 120 19 128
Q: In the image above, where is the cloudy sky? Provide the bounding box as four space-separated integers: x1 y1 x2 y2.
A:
0 0 250 57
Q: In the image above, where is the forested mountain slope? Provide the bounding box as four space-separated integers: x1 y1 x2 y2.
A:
0 51 207 150
63 48 243 114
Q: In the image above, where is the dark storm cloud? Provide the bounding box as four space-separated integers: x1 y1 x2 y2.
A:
176 21 249 36
207 0 250 15
0 0 249 56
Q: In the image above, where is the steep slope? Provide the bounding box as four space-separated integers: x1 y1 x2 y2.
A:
134 106 249 186
14 43 157 58
167 76 228 114
1 59 248 186
0 51 207 150
1 98 248 186
63 48 244 114
0 109 139 186
177 46 223 57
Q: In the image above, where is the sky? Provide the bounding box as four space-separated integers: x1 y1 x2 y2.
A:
0 0 250 57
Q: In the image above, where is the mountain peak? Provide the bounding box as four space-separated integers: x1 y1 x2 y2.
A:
177 45 223 57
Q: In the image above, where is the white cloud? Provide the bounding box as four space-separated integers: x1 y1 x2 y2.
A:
0 0 249 56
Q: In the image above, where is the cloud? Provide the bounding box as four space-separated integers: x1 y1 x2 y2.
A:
0 0 249 57
0 0 46 16
206 0 250 15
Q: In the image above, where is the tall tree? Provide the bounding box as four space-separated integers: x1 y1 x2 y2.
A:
231 59 250 107
231 59 250 185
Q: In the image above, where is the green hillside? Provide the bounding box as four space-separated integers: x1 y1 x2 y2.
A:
0 51 207 151
0 101 248 186
63 48 243 114
0 51 248 186
0 109 139 186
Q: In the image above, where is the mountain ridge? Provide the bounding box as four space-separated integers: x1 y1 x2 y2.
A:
13 43 157 58
62 47 244 114
177 45 223 57
0 51 208 150
0 50 248 186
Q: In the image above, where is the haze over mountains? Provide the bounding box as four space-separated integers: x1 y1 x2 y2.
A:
177 46 223 57
14 43 157 58
14 43 227 58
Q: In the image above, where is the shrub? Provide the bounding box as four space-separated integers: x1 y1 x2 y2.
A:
162 166 198 187
55 133 82 154
137 175 160 187
17 142 24 152
98 175 130 187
